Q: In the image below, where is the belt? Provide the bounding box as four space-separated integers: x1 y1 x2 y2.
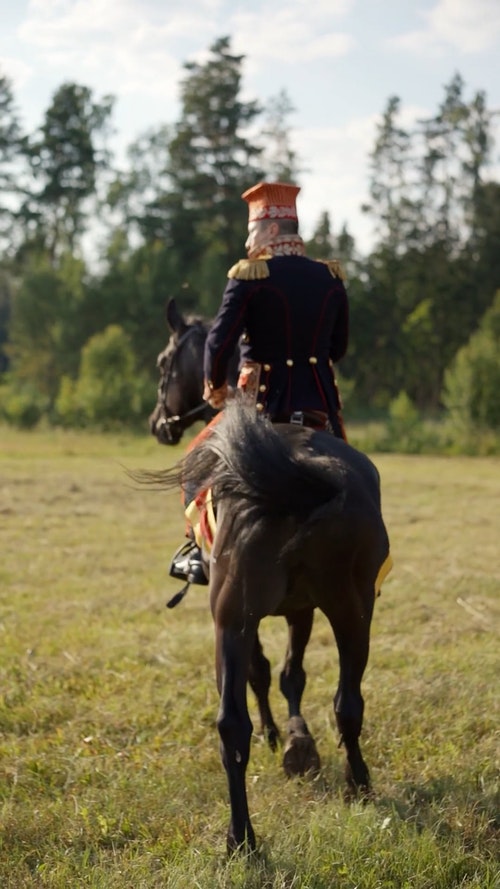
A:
272 410 331 430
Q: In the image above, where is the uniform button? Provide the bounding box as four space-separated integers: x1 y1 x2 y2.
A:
259 384 266 392
263 363 271 372
286 359 294 367
256 403 264 412
309 356 318 364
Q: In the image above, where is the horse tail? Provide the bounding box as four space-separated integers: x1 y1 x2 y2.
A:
182 400 347 520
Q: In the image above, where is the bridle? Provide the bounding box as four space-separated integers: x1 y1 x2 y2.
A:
156 324 208 433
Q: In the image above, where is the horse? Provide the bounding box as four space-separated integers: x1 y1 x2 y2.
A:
147 397 392 853
149 298 239 445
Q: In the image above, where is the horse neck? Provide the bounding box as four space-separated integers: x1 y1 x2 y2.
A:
182 326 207 405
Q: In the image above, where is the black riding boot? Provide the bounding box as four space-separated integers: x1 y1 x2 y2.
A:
169 538 208 586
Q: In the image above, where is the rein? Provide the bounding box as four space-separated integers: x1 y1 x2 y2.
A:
164 401 207 426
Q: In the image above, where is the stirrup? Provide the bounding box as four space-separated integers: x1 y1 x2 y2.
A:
169 539 208 586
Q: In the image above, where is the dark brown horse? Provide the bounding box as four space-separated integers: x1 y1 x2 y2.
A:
150 397 392 853
149 298 239 445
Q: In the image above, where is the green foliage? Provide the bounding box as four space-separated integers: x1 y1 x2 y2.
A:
19 81 113 256
1 55 500 432
260 88 299 183
0 70 24 253
7 252 92 404
374 391 425 453
442 291 500 442
55 325 151 428
165 36 265 311
0 376 49 427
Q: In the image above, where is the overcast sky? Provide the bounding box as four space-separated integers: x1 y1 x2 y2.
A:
1 0 500 252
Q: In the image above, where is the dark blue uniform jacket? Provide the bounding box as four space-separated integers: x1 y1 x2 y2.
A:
204 254 349 425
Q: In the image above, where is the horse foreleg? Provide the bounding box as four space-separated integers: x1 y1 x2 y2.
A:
279 607 320 777
248 633 280 751
215 622 257 854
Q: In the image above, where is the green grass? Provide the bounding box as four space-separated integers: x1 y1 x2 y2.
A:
1 425 499 887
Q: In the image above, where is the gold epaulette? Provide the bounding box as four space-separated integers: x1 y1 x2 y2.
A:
318 259 346 281
227 258 270 280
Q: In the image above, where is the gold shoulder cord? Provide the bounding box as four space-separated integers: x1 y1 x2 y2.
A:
317 259 346 281
227 259 271 281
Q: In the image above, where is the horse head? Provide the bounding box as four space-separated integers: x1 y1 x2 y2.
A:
149 299 214 445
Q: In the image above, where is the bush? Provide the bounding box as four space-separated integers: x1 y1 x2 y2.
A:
442 292 500 450
55 325 152 429
379 391 426 453
0 378 50 429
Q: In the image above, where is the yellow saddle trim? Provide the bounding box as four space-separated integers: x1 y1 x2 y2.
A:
375 553 393 594
227 258 270 280
185 489 217 556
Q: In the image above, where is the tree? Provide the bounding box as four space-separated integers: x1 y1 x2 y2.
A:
106 124 174 246
305 212 334 259
0 70 24 255
363 96 414 253
7 252 90 405
260 89 300 183
417 74 494 251
471 181 500 309
20 83 114 260
92 236 183 372
166 36 264 308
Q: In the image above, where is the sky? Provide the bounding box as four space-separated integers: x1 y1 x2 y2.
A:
1 0 500 253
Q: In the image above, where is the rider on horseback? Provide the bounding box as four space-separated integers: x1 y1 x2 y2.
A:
170 180 350 587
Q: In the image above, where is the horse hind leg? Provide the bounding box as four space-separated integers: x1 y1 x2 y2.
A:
279 607 321 777
326 589 374 800
248 633 280 751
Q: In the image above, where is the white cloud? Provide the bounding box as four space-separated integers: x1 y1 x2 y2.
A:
231 7 355 64
17 0 206 98
292 115 378 247
0 55 33 90
14 0 358 118
426 0 500 52
389 0 500 55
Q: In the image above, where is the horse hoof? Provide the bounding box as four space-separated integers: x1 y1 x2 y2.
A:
227 828 257 857
344 761 372 802
283 719 321 777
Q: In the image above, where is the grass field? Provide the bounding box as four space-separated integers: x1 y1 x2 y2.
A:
1 424 499 888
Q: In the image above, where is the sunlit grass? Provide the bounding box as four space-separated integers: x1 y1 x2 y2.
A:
0 428 498 887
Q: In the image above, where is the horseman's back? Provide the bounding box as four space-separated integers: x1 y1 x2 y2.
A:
237 255 347 364
205 254 349 428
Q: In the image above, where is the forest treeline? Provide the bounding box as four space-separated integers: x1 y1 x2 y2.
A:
0 37 498 452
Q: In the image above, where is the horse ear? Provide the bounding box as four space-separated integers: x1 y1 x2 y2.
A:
166 298 186 334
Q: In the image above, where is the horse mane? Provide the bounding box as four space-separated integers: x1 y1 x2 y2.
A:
182 315 211 332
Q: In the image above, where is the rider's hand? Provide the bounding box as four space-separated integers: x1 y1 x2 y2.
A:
203 380 228 410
